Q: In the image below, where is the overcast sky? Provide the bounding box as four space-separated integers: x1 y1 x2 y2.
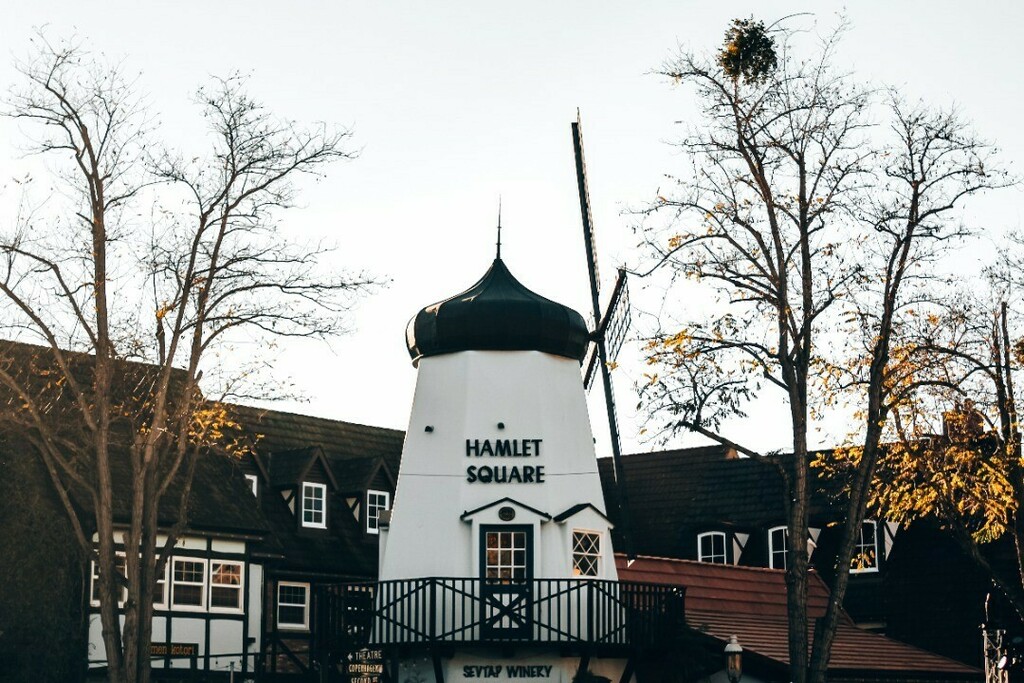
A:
2 1 1022 456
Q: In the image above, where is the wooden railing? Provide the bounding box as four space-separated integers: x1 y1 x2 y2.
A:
315 578 683 652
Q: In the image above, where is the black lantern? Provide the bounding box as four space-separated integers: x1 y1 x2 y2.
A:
725 635 743 683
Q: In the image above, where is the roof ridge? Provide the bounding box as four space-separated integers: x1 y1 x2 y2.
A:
616 552 822 577
225 401 405 435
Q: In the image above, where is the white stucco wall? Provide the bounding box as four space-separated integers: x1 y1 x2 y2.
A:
86 539 262 675
381 350 615 582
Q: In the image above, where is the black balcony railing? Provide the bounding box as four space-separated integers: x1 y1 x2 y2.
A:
315 578 683 653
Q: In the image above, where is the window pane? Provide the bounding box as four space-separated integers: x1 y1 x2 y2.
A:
277 583 308 627
173 584 203 606
853 521 878 570
153 574 166 605
572 531 601 577
171 559 205 607
211 586 241 609
698 532 727 564
279 585 306 605
279 605 305 625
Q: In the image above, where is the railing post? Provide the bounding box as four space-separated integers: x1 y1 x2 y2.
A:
430 578 437 642
587 580 595 643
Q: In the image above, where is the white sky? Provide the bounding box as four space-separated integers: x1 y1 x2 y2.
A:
2 1 1022 457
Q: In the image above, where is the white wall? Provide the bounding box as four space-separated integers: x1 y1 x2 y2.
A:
381 350 615 582
86 541 262 675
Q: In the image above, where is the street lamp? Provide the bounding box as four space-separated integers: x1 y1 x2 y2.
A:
725 635 743 683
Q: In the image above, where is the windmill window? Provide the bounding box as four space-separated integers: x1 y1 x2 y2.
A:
245 474 258 497
697 531 728 564
572 530 601 577
366 490 390 534
301 482 327 529
769 526 789 569
851 520 879 573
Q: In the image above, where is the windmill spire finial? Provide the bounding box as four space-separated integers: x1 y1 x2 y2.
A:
496 196 502 259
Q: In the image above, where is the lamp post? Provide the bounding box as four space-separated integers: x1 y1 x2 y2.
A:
725 635 743 683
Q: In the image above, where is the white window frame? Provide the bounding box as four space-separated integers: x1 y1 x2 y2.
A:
90 552 127 607
851 520 880 573
277 581 311 630
209 560 245 613
571 529 602 577
697 531 728 564
366 489 390 534
245 474 258 497
301 482 328 529
170 557 208 611
768 526 788 570
152 558 169 609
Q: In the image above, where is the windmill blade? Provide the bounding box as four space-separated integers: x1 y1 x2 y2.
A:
583 345 599 392
572 112 601 301
572 112 636 562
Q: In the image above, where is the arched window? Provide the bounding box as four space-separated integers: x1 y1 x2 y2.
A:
768 526 788 569
851 520 879 572
697 531 727 564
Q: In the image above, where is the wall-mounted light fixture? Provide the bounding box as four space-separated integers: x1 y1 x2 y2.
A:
725 635 743 683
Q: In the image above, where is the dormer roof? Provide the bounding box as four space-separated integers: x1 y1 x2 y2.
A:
266 445 338 490
460 496 552 522
552 502 611 524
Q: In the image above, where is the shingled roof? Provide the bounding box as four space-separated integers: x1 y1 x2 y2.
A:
228 403 404 474
226 403 404 579
598 447 845 559
0 340 268 538
617 555 981 681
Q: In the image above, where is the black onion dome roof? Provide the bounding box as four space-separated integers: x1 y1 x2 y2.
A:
406 258 590 364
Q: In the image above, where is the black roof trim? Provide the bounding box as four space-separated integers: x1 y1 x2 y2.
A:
460 496 552 521
553 502 611 524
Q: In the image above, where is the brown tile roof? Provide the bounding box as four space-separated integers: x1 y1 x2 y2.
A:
617 554 981 678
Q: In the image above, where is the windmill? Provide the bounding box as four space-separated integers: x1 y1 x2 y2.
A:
571 112 635 561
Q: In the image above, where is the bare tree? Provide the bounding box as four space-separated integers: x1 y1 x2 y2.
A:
641 19 870 681
639 18 1008 683
0 35 375 683
807 97 1008 679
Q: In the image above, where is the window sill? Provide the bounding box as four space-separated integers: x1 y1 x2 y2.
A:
276 623 310 632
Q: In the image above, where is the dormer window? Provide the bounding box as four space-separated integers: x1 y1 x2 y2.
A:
572 530 601 577
851 520 879 573
697 531 727 564
769 526 788 569
366 490 390 534
301 482 327 529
